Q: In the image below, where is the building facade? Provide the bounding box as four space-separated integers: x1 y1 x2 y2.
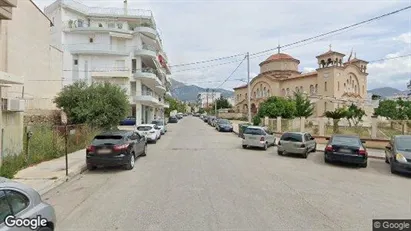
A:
197 91 221 108
45 0 172 124
233 48 369 117
1 0 63 160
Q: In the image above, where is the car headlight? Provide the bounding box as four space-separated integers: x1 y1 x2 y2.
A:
396 153 408 163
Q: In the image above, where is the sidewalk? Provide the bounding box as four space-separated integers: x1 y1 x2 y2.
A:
13 149 87 195
230 120 385 160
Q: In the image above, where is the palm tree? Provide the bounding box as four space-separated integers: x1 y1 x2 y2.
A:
324 107 348 133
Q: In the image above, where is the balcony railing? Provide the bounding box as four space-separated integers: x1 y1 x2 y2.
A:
91 67 129 72
142 44 157 52
65 43 127 53
64 20 157 31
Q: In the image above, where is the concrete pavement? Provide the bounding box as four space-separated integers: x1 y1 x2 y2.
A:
14 149 87 196
41 116 411 231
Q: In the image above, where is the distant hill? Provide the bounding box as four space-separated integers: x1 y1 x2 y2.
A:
170 79 234 102
367 87 403 98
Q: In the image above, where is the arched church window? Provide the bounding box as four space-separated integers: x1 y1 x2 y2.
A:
310 85 314 94
315 84 318 93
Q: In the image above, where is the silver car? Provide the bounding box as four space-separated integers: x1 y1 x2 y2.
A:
277 132 317 158
242 126 276 150
0 177 56 231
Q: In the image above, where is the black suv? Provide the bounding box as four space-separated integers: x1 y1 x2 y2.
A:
86 130 147 170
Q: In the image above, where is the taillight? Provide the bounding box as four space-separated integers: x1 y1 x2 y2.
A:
358 147 367 156
300 144 305 148
325 145 333 152
260 137 265 141
113 144 128 151
86 145 95 152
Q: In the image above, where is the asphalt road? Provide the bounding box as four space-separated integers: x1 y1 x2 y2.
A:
44 116 411 231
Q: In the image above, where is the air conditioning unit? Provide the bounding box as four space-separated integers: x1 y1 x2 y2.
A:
1 98 25 112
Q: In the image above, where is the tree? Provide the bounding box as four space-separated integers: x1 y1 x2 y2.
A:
371 94 382 100
374 100 402 120
345 104 366 127
294 92 314 118
215 97 231 109
164 97 186 116
54 81 129 128
324 107 348 133
257 96 296 119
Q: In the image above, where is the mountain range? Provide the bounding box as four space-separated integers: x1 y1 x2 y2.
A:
170 79 234 102
169 79 406 101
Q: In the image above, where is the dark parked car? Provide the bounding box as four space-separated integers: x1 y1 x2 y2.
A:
168 116 178 123
216 119 233 132
119 116 136 126
385 135 411 174
324 135 367 167
86 130 147 170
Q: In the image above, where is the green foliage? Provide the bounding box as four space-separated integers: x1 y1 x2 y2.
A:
198 108 205 114
54 81 128 129
215 97 232 109
294 92 314 118
345 104 366 126
371 94 382 100
324 107 348 133
252 116 261 126
0 125 99 178
374 99 410 120
257 97 296 119
164 97 186 116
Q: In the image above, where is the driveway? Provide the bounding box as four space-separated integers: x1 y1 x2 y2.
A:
43 116 411 230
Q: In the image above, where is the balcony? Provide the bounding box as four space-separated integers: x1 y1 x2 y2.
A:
133 92 159 106
66 44 129 56
0 0 17 7
133 67 162 87
134 44 157 58
0 71 23 86
91 67 130 78
165 91 172 97
133 25 157 39
155 85 166 94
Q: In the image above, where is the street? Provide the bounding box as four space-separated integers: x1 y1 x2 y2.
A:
44 116 411 231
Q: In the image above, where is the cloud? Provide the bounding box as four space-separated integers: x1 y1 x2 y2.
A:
33 0 411 91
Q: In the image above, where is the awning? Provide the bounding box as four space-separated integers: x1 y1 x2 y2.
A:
109 32 133 39
0 71 23 85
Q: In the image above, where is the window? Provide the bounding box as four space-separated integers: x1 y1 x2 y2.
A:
5 190 30 215
74 59 78 65
362 85 365 94
77 19 84 27
338 82 340 91
280 133 303 142
92 135 123 145
89 37 94 43
98 23 103 27
324 102 327 112
324 82 327 91
108 22 115 28
0 191 12 224
117 23 123 29
310 85 314 94
315 84 318 93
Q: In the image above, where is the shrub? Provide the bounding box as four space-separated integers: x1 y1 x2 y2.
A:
253 116 261 126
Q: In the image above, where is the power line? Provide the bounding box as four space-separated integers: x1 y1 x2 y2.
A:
216 56 247 89
249 5 411 57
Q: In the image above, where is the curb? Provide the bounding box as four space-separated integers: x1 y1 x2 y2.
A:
232 130 385 161
38 164 87 196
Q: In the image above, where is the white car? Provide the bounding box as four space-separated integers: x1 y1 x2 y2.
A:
135 124 161 143
151 119 167 135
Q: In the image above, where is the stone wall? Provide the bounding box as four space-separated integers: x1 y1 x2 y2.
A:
218 112 247 120
24 110 61 126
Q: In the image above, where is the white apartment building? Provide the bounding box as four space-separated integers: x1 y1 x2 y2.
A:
197 91 221 108
1 0 63 160
44 0 172 124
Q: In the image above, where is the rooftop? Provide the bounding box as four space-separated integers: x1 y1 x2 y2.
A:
259 53 300 66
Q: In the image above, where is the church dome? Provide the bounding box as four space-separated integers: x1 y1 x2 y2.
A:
259 53 300 66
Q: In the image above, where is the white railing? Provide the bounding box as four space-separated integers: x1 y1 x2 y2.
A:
142 44 157 52
91 67 129 72
64 43 128 53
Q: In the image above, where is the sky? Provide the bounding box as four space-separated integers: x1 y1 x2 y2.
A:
33 0 411 91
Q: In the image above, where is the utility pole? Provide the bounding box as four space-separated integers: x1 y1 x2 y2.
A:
206 88 209 110
246 52 251 123
214 90 217 116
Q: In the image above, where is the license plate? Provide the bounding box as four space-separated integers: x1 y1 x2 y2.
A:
339 149 351 153
98 149 111 154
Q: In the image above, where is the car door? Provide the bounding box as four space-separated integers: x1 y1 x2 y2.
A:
307 133 316 150
0 189 31 231
126 132 137 154
264 128 274 145
303 133 311 150
386 138 394 160
132 132 144 155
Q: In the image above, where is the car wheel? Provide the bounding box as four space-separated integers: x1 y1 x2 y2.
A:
360 162 367 168
242 145 247 149
263 143 268 150
302 149 308 158
312 144 317 152
152 138 157 144
277 151 283 156
385 155 389 164
390 160 397 174
37 226 53 231
324 156 330 163
125 153 135 170
141 144 147 156
87 164 96 171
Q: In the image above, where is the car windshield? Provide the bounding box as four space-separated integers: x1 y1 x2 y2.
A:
151 120 164 126
137 126 153 131
219 119 230 124
92 135 123 145
332 136 361 146
395 137 411 151
244 128 265 135
281 133 302 142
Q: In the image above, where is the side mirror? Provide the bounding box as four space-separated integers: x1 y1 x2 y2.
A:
361 140 366 144
385 145 391 150
310 137 315 140
325 137 330 140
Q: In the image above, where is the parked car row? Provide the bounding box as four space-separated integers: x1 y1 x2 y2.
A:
199 115 234 132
